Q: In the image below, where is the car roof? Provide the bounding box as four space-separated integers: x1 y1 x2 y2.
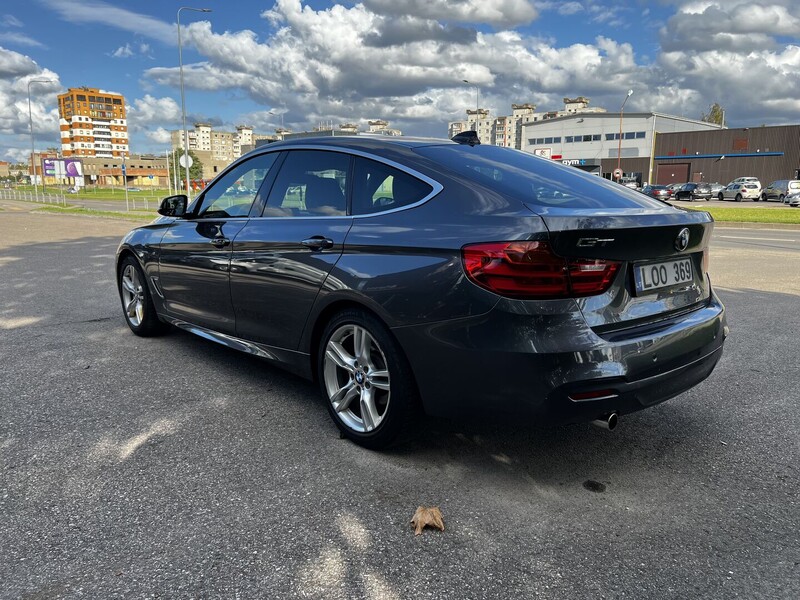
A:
253 135 456 153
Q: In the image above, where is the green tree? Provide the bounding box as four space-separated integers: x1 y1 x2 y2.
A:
168 148 204 183
701 102 725 126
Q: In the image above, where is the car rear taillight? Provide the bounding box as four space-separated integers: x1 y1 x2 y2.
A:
461 241 621 299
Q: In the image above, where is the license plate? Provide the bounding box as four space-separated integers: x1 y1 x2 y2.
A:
633 258 693 294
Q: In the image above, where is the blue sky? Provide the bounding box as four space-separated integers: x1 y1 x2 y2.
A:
1 0 799 161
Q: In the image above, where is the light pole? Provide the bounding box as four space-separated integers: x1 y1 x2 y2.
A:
616 89 634 179
27 78 55 202
462 79 479 112
177 6 212 197
268 110 284 129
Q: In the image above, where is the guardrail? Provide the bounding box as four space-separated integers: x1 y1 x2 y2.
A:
0 188 68 205
0 189 153 211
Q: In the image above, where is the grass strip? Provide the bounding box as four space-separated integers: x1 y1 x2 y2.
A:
682 206 800 224
35 206 155 222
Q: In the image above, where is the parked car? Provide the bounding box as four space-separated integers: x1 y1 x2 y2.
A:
786 193 800 207
729 177 762 193
673 182 712 201
641 185 672 201
618 176 639 190
666 183 685 195
709 183 724 197
127 187 142 192
719 183 760 201
760 180 800 202
116 135 726 448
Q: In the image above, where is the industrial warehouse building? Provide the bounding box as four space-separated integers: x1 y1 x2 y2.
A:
522 114 800 187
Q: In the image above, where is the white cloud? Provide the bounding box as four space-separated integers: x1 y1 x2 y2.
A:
145 127 172 144
3 147 31 162
1 14 23 28
111 43 134 58
360 0 538 28
0 31 43 48
130 0 800 137
39 0 174 42
0 47 61 161
558 2 584 15
127 95 182 131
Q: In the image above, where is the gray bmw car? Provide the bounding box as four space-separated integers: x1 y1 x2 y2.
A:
117 134 727 449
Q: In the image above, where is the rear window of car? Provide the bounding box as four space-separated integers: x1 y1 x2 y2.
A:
415 144 662 209
744 184 758 189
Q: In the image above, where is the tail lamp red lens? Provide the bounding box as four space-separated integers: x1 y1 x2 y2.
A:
461 241 621 299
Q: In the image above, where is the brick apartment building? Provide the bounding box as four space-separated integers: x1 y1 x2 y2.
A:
58 87 129 159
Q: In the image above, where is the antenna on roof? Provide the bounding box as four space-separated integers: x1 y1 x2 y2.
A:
451 130 481 146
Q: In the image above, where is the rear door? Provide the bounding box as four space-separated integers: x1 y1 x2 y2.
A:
229 149 353 349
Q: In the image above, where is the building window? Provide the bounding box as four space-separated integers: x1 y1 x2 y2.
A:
544 137 553 144
635 131 646 139
553 137 561 143
592 134 601 141
565 136 573 143
624 132 636 139
582 135 592 142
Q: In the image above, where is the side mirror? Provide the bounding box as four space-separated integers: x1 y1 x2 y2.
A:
157 194 188 217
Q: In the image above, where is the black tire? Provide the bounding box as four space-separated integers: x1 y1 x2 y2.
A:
118 255 168 337
317 309 418 449
779 194 785 203
735 194 742 202
718 193 724 201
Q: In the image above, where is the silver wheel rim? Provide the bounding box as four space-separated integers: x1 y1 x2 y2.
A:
323 324 390 433
121 264 145 327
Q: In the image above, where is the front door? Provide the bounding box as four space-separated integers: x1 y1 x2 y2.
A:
158 152 280 334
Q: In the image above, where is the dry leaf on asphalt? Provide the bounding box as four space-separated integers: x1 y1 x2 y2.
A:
410 506 445 535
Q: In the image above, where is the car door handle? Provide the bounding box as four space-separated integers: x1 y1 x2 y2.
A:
210 237 231 248
301 236 334 251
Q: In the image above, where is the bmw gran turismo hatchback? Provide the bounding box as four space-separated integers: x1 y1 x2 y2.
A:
117 133 727 449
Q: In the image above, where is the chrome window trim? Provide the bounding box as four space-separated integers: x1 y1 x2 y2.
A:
228 144 444 221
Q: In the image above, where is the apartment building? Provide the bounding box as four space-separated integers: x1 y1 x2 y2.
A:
57 87 129 159
447 98 607 149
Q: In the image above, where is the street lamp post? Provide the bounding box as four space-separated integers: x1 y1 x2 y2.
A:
616 89 634 179
177 6 212 197
27 78 55 202
268 110 284 129
462 79 479 112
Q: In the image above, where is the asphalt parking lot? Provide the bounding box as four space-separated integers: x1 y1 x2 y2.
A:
1 202 798 599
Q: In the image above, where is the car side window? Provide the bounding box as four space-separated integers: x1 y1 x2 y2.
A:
262 150 350 217
196 153 278 219
351 157 433 215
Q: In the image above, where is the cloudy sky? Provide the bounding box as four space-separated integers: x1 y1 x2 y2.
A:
1 0 799 161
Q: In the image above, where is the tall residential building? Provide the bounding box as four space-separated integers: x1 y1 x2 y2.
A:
447 98 607 148
57 87 129 158
171 123 281 179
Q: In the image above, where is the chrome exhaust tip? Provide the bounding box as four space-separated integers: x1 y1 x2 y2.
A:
591 412 618 431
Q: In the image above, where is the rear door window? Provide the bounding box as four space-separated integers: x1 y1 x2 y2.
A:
262 150 350 217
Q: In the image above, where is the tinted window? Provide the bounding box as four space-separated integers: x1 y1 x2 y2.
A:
196 152 278 218
263 150 350 217
352 157 433 215
416 144 664 209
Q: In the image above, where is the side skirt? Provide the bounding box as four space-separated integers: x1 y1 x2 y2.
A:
162 316 313 379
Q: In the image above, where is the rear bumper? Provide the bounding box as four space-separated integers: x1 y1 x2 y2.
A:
392 292 726 424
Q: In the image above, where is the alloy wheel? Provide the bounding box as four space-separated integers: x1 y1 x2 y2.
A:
120 264 145 327
323 324 391 433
